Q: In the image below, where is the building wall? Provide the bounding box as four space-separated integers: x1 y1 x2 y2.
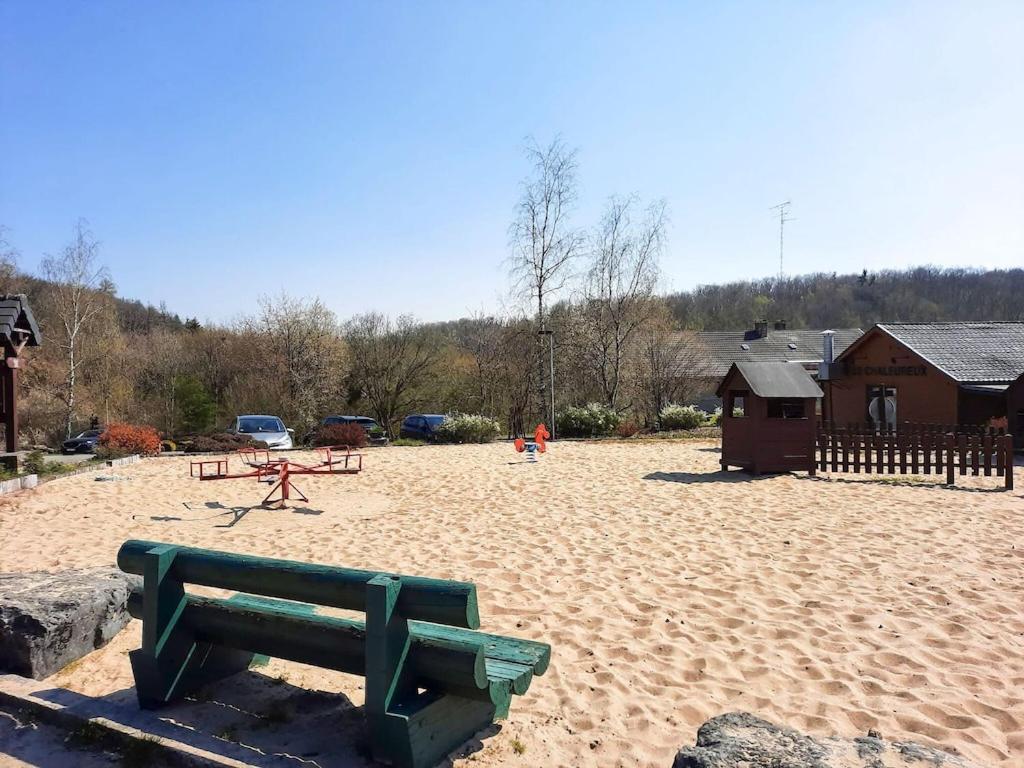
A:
1009 374 1024 450
826 331 960 425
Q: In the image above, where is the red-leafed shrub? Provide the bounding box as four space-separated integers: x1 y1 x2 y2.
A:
186 433 267 453
312 423 368 449
98 423 161 458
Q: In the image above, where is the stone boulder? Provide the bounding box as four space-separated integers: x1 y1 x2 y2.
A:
673 712 983 768
0 567 138 679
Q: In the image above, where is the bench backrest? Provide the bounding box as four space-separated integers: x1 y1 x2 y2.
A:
117 539 480 628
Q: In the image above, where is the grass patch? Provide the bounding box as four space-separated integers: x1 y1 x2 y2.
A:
66 721 108 749
511 737 526 755
216 725 240 743
391 438 426 447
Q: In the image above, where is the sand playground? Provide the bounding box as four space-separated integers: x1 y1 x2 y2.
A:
0 440 1022 767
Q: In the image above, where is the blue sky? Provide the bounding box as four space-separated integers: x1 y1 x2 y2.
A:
1 1 1022 324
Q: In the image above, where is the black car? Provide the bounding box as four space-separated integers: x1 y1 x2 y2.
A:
399 414 446 442
313 415 389 446
62 429 102 454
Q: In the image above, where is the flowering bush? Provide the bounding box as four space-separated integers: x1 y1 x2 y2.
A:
98 423 161 458
435 413 501 444
556 403 621 438
313 422 368 448
658 404 708 431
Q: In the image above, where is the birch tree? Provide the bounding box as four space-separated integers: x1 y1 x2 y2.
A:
508 138 583 420
40 221 111 438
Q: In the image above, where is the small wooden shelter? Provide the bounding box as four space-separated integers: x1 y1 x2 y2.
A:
716 361 822 475
0 294 41 456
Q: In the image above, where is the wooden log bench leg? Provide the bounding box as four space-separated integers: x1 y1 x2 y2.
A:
366 574 503 768
128 545 263 708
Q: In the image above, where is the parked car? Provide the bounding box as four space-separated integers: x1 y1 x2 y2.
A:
399 414 446 442
62 429 103 454
228 415 294 449
305 415 388 446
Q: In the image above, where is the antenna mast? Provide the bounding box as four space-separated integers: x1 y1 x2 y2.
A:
770 200 793 280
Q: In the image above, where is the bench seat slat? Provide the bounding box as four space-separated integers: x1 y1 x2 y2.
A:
223 593 549 678
410 621 550 676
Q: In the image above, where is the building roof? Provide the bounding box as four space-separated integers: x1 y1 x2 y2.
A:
716 361 824 398
842 322 1024 384
0 294 41 351
692 327 863 377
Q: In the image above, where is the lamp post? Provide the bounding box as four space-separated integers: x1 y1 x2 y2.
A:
538 329 555 440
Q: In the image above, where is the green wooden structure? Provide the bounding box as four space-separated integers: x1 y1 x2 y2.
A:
117 540 550 768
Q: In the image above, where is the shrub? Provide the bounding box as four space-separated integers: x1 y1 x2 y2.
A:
615 420 640 438
710 406 723 427
435 413 501 444
658 404 708 431
22 450 47 475
98 423 161 458
185 432 267 453
556 403 621 438
312 422 368 449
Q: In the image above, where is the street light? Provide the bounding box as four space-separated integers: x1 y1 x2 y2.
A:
538 329 555 440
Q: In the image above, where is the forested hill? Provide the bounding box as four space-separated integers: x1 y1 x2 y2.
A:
664 267 1024 331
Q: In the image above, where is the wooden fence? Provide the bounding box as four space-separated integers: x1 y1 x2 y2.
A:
816 423 1014 490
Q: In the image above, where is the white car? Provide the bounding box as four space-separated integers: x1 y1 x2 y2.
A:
229 415 294 449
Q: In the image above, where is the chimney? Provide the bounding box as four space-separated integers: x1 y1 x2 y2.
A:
774 320 787 331
753 320 769 338
819 330 836 380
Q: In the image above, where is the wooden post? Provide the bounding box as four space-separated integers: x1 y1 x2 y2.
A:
945 434 955 486
365 574 413 766
2 358 16 454
983 434 993 477
1005 435 1014 491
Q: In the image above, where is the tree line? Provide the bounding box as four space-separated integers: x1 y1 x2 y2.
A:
3 138 1019 446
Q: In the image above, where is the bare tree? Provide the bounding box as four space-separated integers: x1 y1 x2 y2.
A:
508 137 583 419
40 221 112 438
632 304 714 426
345 313 442 436
575 196 667 408
0 227 18 284
248 293 345 431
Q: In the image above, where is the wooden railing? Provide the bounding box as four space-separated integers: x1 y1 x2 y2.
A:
816 423 1014 490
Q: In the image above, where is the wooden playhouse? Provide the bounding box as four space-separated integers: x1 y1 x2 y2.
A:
716 361 823 475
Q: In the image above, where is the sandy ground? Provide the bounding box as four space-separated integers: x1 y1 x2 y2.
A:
0 441 1022 767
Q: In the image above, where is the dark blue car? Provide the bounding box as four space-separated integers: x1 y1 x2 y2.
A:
62 429 102 454
399 414 446 441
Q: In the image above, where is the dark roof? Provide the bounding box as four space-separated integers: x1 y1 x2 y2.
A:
691 327 863 377
0 294 41 350
844 322 1024 384
716 362 824 398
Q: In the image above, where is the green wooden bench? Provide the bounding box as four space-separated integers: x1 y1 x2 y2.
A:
117 539 550 768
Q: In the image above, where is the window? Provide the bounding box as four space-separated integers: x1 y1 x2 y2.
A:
767 398 806 419
866 385 897 429
727 390 748 417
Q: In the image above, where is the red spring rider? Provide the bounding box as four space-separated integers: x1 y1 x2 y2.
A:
514 423 550 461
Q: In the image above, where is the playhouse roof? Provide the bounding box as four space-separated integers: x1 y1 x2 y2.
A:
716 361 824 399
0 294 41 350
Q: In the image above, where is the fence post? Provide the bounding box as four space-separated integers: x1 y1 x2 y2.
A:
945 434 955 486
1006 434 1014 491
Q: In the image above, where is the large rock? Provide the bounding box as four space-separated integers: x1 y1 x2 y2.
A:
673 712 983 768
0 567 137 679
